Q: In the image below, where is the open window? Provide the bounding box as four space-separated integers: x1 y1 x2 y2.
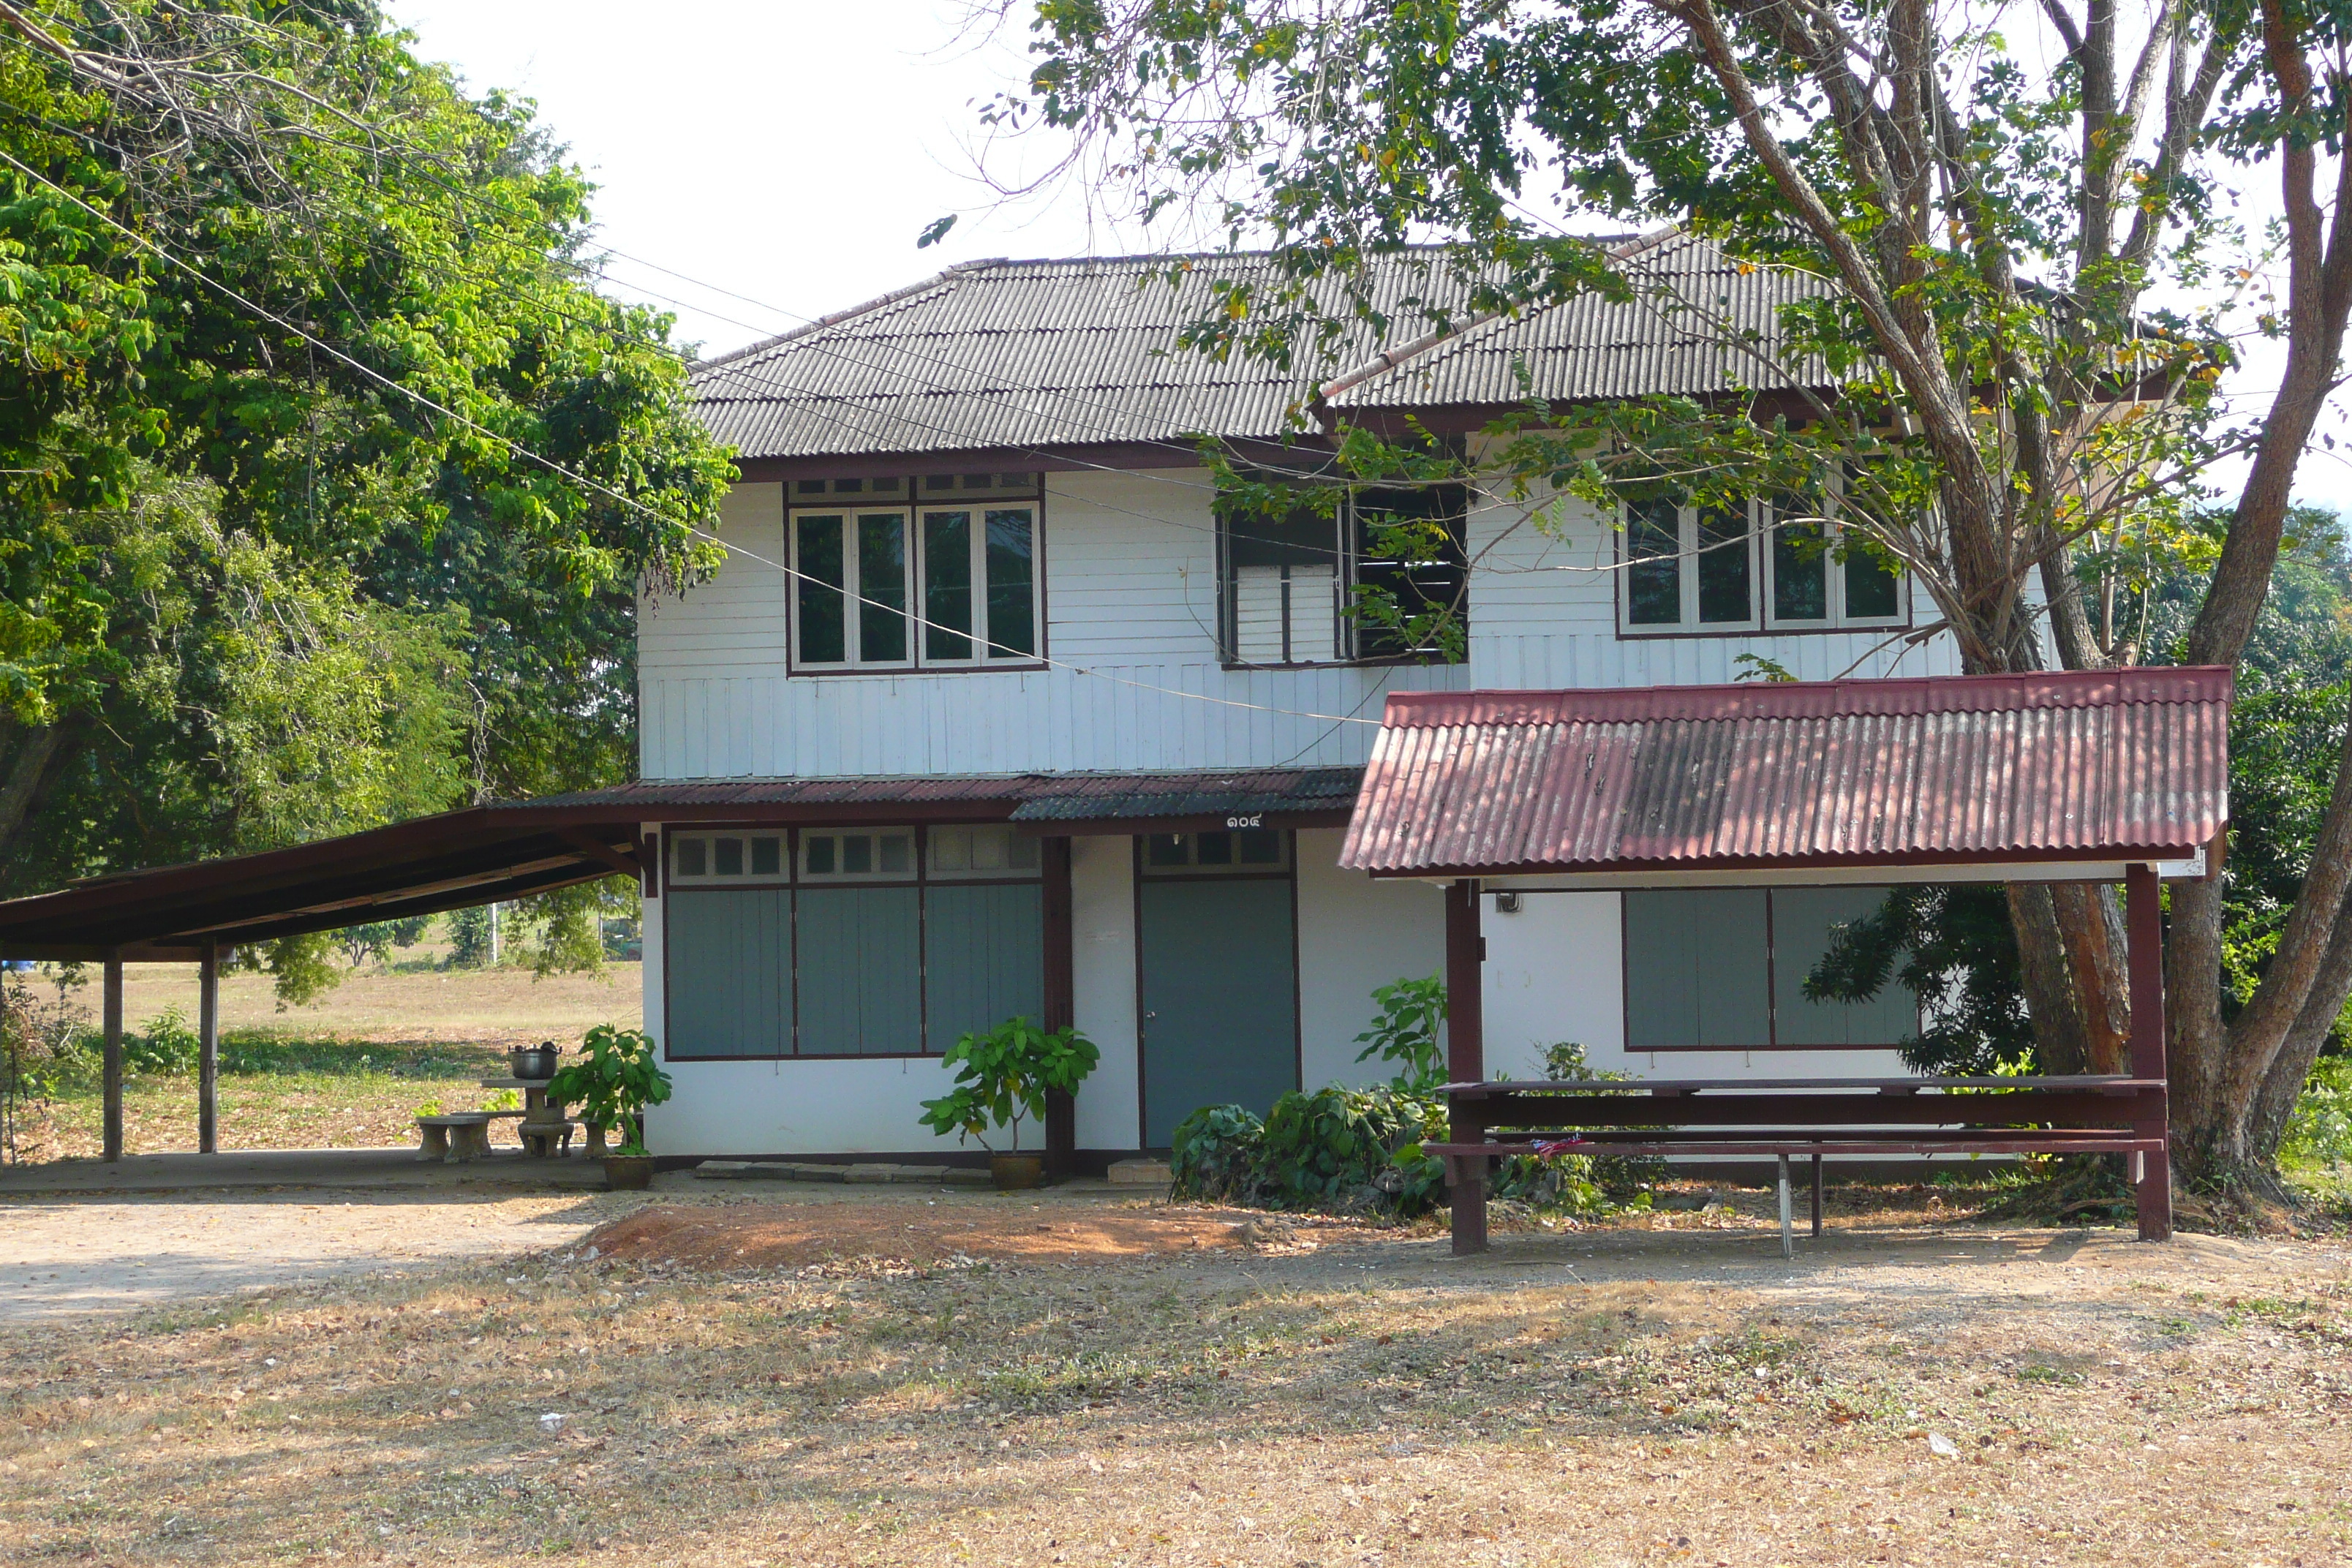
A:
1215 482 1468 665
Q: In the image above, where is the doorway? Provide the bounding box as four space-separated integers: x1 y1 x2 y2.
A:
1135 829 1299 1147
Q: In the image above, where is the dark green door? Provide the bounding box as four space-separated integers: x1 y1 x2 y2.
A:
1138 877 1298 1147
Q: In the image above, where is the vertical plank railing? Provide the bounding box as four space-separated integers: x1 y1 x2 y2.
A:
102 951 124 1163
198 940 220 1156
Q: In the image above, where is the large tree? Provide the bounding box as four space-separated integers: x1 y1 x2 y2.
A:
998 0 2352 1196
0 2 728 985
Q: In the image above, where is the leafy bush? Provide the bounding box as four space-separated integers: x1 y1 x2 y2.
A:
919 1016 1099 1153
2283 1053 2352 1170
1168 1103 1266 1202
1535 1040 1667 1200
126 1006 202 1077
1172 1084 1449 1217
1354 973 1447 1092
546 1024 673 1149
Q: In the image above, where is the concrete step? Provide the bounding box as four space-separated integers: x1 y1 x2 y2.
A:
1107 1157 1172 1186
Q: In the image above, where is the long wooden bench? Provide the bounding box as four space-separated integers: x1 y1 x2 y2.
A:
1431 1076 2171 1255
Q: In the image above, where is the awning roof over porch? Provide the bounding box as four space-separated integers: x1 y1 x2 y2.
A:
0 766 1362 960
1338 668 2232 884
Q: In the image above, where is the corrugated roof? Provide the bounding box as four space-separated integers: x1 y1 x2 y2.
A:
690 252 1488 460
1009 767 1360 822
689 232 1834 461
1340 669 2232 877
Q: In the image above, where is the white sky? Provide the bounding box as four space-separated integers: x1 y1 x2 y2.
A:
388 1 2341 511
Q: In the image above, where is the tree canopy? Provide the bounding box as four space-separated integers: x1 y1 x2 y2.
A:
0 1 731 992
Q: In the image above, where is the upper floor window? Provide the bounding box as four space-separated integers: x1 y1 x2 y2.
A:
789 475 1041 670
1618 490 1906 636
1215 483 1469 666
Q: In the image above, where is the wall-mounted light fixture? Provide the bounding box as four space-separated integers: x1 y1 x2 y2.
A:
1493 891 1523 914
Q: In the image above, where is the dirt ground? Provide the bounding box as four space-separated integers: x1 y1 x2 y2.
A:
3 1180 2349 1567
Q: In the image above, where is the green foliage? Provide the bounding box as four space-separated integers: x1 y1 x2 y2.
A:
337 915 434 970
125 1004 201 1077
1169 1083 1448 1216
919 1017 1100 1153
1353 972 1447 1092
546 1023 672 1149
447 906 495 970
1533 1041 1668 1199
484 1088 521 1113
0 4 731 998
2282 1055 2352 1171
1805 885 2035 1077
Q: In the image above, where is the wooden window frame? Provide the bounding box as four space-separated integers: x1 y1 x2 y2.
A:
1615 491 1914 638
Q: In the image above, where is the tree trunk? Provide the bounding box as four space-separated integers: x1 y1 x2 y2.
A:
2165 871 2232 1179
2007 883 2097 1077
0 721 76 870
2247 900 2352 1159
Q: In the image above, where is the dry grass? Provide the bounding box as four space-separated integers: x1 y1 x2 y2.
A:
111 960 641 1048
3 1187 2349 1566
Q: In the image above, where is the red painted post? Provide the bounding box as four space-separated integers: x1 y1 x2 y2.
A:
1444 879 1488 1255
1041 836 1077 1182
2126 864 2172 1241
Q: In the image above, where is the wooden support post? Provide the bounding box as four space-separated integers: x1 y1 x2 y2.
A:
1041 836 1077 1182
1811 1153 1824 1238
2127 864 2172 1241
198 941 220 1156
102 951 124 1163
1444 880 1488 1256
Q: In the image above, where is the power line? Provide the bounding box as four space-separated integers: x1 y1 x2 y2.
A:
0 147 1390 733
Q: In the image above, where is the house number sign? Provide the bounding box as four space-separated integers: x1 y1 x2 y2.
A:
1226 815 1263 829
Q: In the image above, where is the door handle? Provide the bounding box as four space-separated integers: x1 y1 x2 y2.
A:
1144 1011 1157 1020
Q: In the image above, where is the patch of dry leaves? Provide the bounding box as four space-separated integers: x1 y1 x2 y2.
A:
1 1202 2349 1567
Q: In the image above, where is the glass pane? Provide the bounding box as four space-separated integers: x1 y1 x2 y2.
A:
843 834 873 875
1006 833 1039 870
1237 829 1282 864
856 512 908 663
1196 831 1234 866
1697 505 1753 623
713 837 744 877
673 837 706 878
1845 537 1901 618
985 508 1036 657
1771 497 1828 622
750 837 781 876
878 834 912 874
970 828 1006 871
930 826 970 872
805 835 836 876
922 510 973 660
796 515 846 663
1625 497 1681 625
1146 834 1188 867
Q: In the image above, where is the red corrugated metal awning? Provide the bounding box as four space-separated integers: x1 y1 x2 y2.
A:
1339 668 2231 881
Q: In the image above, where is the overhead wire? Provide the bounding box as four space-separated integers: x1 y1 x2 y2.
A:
0 146 1392 732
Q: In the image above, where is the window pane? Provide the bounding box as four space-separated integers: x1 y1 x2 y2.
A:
1771 497 1828 622
713 837 744 877
924 883 1045 1051
1845 538 1901 618
857 513 908 662
664 891 790 1057
878 833 912 874
985 508 1035 657
1237 829 1281 864
1697 505 1753 623
804 835 836 876
673 837 706 878
750 837 781 876
1146 834 1188 867
1196 831 1234 866
1006 833 1039 870
1625 498 1681 625
923 510 973 660
796 515 846 663
794 886 921 1054
1624 889 1771 1049
843 834 872 874
930 826 970 873
1770 886 1921 1047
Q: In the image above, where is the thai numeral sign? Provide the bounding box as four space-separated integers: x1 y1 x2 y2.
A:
1226 814 1263 829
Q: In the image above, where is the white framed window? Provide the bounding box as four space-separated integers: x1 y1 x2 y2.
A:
927 824 1041 878
1139 827 1290 874
668 832 788 883
1618 491 1907 636
790 474 1041 671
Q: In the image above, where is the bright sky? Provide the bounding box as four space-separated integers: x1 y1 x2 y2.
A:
388 1 2340 510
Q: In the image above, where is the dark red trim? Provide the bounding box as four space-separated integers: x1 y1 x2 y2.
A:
1371 845 2209 880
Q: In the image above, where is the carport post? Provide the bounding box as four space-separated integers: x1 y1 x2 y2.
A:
2127 864 2173 1242
101 950 123 1162
198 940 219 1155
1445 879 1488 1256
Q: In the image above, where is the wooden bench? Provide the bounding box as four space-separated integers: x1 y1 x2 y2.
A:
1432 1076 2171 1255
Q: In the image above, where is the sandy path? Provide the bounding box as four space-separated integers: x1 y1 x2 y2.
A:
0 1188 641 1323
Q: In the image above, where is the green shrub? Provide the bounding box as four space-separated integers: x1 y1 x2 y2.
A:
1168 1102 1267 1202
1537 1040 1668 1199
1172 1083 1449 1217
2283 1053 2352 1170
918 1016 1099 1154
126 1006 202 1077
1354 973 1447 1092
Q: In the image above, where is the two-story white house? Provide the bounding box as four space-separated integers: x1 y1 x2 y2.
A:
635 232 1959 1164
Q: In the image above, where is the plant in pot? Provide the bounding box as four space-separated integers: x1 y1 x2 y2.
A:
919 1016 1098 1190
546 1023 673 1190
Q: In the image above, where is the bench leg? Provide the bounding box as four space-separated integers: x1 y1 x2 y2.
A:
2136 1144 2173 1242
417 1125 448 1162
1450 1158 1489 1257
1777 1155 1793 1259
1811 1153 1824 1239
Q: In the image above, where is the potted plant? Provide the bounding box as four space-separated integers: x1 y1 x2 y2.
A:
919 1016 1099 1190
547 1023 672 1191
